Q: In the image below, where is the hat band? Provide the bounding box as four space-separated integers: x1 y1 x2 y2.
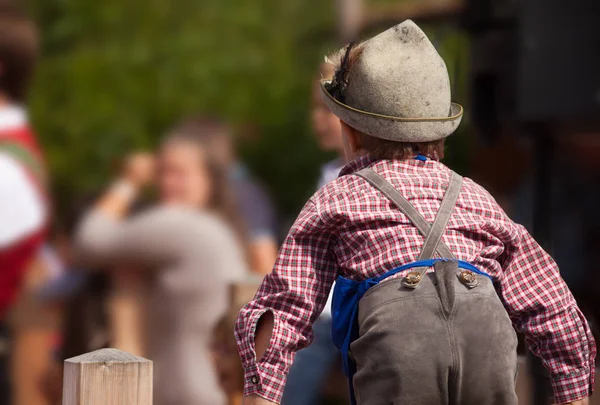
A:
320 80 463 123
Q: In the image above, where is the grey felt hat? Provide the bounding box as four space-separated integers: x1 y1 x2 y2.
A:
320 20 463 142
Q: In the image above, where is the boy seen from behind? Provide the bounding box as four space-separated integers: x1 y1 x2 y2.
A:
236 20 595 405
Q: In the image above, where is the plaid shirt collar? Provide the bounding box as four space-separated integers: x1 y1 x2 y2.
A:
338 154 376 176
338 153 442 178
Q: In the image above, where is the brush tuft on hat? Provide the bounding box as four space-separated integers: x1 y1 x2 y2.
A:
328 42 358 102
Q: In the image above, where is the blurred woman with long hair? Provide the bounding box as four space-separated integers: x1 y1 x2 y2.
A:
74 118 249 405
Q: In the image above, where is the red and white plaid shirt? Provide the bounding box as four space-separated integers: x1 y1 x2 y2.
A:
235 155 595 404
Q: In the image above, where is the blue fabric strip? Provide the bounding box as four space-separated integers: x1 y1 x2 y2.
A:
372 259 492 283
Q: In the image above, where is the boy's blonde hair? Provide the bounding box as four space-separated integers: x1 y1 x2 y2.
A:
326 42 445 160
359 134 445 160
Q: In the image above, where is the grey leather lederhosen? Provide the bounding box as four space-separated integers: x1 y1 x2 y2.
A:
351 168 518 405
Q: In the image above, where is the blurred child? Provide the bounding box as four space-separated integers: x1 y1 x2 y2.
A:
0 6 49 404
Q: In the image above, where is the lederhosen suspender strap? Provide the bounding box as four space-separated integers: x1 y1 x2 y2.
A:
355 168 463 288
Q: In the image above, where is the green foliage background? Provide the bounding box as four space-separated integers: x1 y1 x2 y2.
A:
26 0 471 220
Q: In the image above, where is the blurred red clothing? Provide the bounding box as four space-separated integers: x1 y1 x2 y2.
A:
0 106 48 318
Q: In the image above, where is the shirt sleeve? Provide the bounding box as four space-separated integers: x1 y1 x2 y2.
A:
499 224 596 404
0 154 45 248
234 198 338 404
75 207 194 268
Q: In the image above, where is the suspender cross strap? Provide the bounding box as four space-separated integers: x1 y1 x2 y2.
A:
354 168 464 288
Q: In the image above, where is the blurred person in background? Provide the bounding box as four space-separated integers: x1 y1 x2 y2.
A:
186 117 279 276
281 62 345 405
311 63 346 189
74 119 249 405
0 6 49 404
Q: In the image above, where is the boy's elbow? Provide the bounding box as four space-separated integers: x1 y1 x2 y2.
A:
255 311 275 360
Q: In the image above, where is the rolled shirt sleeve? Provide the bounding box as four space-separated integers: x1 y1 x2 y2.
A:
234 198 338 403
499 224 595 404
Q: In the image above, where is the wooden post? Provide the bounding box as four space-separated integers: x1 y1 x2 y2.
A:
62 348 153 405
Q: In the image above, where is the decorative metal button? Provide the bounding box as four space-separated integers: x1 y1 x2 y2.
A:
403 271 422 288
458 270 478 288
250 375 259 384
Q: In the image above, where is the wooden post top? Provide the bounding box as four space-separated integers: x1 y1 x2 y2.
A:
63 348 153 405
65 348 150 364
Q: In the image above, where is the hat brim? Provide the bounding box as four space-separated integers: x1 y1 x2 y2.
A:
320 80 463 142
